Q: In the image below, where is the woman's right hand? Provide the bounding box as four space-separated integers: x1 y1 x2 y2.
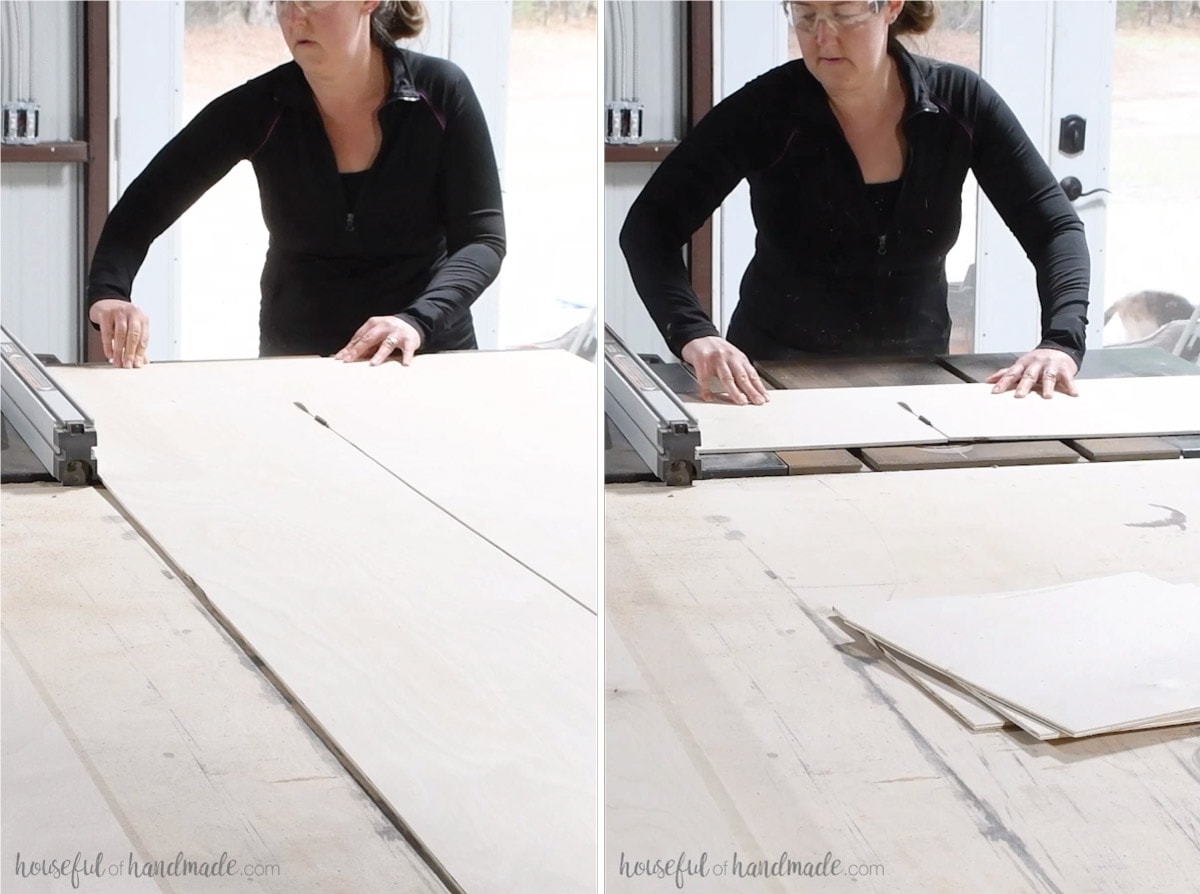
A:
89 299 150 369
681 336 769 406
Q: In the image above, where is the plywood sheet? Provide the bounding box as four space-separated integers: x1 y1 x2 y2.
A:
871 641 1009 731
834 574 1200 736
908 378 1200 441
52 357 597 894
286 351 597 610
1 484 449 894
685 388 946 453
54 352 597 611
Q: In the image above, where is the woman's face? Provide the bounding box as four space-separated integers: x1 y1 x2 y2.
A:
789 1 902 94
275 1 377 71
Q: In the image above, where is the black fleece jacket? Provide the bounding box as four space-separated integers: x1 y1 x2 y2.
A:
87 45 505 357
620 43 1090 367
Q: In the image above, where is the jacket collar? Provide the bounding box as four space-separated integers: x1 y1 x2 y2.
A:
271 43 420 109
889 40 940 119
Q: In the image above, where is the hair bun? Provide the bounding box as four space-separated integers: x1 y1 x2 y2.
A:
372 0 426 47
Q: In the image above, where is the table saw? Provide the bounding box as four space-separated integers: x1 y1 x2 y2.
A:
604 323 1200 483
603 326 1200 892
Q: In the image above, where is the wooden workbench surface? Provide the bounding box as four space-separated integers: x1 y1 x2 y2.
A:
2 483 449 894
605 461 1200 893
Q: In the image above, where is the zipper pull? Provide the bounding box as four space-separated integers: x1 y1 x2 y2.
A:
877 234 887 256
345 213 356 233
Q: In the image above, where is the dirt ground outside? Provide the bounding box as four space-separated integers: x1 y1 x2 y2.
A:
179 14 597 359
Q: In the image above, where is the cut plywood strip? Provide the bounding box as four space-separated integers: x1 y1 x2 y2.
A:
869 639 1010 732
901 378 1200 442
684 388 946 453
968 689 1063 741
1 483 449 894
834 574 1200 737
52 361 597 894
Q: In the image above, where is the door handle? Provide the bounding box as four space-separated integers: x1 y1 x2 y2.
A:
1059 176 1111 202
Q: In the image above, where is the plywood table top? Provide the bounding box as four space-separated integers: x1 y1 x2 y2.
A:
605 461 1200 893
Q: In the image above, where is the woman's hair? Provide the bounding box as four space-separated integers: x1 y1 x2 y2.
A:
370 1 425 49
891 1 937 36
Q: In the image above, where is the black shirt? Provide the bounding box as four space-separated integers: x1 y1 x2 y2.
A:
87 45 505 357
620 43 1090 367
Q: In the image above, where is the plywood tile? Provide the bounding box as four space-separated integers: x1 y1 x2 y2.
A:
834 575 1200 736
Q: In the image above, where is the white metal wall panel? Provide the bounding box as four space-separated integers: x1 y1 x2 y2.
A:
0 0 81 361
0 165 81 362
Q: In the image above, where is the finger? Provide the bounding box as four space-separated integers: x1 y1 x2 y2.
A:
135 318 150 368
1013 364 1042 398
97 313 115 363
714 359 747 406
369 332 399 366
990 366 1022 393
123 318 142 370
1058 366 1079 397
730 363 762 406
112 316 129 367
746 366 770 404
693 356 714 402
336 323 372 360
340 335 370 362
1040 370 1057 399
400 336 416 367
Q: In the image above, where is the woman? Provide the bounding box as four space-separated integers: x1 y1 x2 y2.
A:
620 0 1089 405
88 0 504 369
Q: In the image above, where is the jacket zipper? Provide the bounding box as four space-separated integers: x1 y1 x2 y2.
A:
340 90 418 233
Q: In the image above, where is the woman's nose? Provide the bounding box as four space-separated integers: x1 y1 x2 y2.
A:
814 19 838 46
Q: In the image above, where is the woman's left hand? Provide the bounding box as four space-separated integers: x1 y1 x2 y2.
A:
335 316 422 366
986 347 1079 398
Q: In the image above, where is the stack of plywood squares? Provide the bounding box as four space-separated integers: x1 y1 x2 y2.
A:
833 573 1200 740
